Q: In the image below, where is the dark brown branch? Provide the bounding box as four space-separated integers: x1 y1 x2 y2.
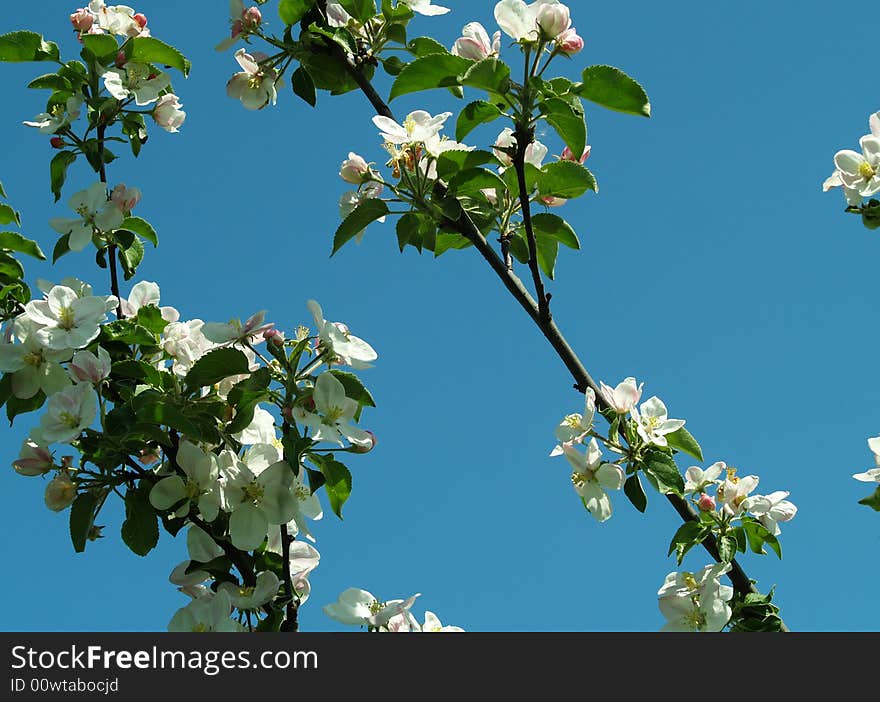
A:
97 123 124 319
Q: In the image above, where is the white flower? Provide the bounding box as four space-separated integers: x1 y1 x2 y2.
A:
657 563 733 632
36 277 92 298
69 346 111 384
293 371 373 448
161 319 214 375
152 94 186 132
119 280 180 322
149 441 222 521
323 588 421 628
492 127 548 169
833 136 880 199
599 376 643 415
326 2 354 27
373 110 452 145
494 0 564 42
218 571 281 610
49 182 124 252
23 95 83 134
33 382 96 444
307 299 377 369
549 387 595 456
420 611 464 632
44 472 78 511
562 439 624 522
203 310 273 345
24 285 117 352
110 183 142 214
684 461 725 495
535 1 570 38
743 491 797 536
0 318 70 399
102 63 170 105
822 170 863 207
227 49 278 110
853 436 880 483
88 1 147 37
168 591 242 632
12 440 54 476
452 22 501 60
400 0 450 16
716 469 759 516
170 525 225 593
339 152 373 184
630 396 685 448
233 406 277 445
222 457 298 551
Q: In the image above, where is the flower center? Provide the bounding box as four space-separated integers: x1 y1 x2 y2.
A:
243 480 264 504
563 413 583 429
238 585 255 599
684 607 707 631
59 411 81 429
191 622 208 632
324 406 344 423
369 600 384 615
183 479 200 500
57 305 76 331
23 350 44 367
859 161 876 180
571 470 593 488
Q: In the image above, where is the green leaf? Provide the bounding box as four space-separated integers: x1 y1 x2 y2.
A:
643 450 685 496
435 149 495 180
69 492 97 553
185 348 252 390
666 426 703 462
119 236 144 280
0 204 20 226
315 455 352 519
81 34 119 61
100 319 156 346
291 66 317 107
667 520 707 565
6 390 45 424
460 57 510 94
227 368 271 434
127 36 191 77
718 534 737 563
28 73 73 91
329 370 375 421
578 65 651 117
530 213 579 249
0 231 45 260
534 231 558 279
279 0 316 25
396 211 434 253
121 482 159 557
112 359 166 388
134 304 170 335
742 517 783 559
338 0 375 21
541 97 586 160
448 167 506 197
858 486 880 511
407 36 448 57
121 216 157 247
389 53 471 101
0 253 24 280
332 198 389 254
52 234 71 263
0 31 60 62
433 232 472 256
456 100 503 142
623 474 647 513
537 160 597 199
50 151 77 202
0 181 5 198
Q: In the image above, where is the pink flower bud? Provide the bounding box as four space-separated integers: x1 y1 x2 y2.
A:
13 441 54 477
69 347 111 385
282 406 294 421
115 51 127 68
50 136 64 149
352 431 377 454
339 152 371 184
241 6 262 31
263 328 284 345
560 144 591 163
70 8 94 33
698 493 716 512
44 473 77 512
110 183 141 213
231 19 244 39
556 27 584 55
137 448 160 466
133 13 148 29
536 4 571 39
152 94 186 133
539 195 567 207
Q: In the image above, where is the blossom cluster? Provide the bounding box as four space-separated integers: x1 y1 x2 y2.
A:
657 563 733 632
823 111 880 206
323 587 463 632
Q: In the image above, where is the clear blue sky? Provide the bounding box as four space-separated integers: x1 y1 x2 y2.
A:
1 1 878 632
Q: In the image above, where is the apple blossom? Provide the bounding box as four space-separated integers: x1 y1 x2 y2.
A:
373 110 452 146
12 440 54 477
339 152 373 184
217 1 264 50
88 1 148 38
599 376 643 415
149 441 222 521
70 8 96 33
451 22 501 61
550 387 595 455
697 493 716 512
555 27 584 54
233 406 277 446
293 371 373 449
0 319 71 399
822 170 863 207
222 458 298 551
323 588 422 628
23 95 83 134
743 491 797 536
169 525 225 591
495 0 566 43
218 571 280 610
657 563 733 632
562 439 624 522
307 299 378 369
420 611 465 632
203 310 274 345
167 591 242 632
44 472 78 512
630 396 685 448
227 49 278 110
24 285 117 351
32 382 97 444
560 144 591 163
326 2 354 28
400 0 450 16
684 461 725 495
854 436 880 482
102 63 170 105
152 94 186 133
110 183 141 214
68 346 111 385
48 182 124 252
493 127 548 169
535 2 571 39
36 277 92 298
716 468 759 516
118 280 179 322
832 136 880 199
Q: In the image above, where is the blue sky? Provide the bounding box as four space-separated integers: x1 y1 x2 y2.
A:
1 1 878 632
